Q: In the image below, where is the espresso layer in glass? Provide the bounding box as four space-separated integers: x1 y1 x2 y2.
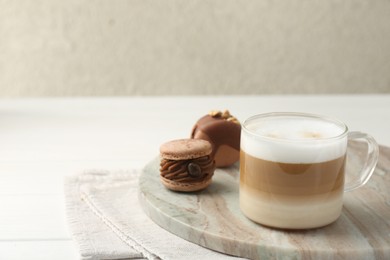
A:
239 151 346 229
240 151 345 196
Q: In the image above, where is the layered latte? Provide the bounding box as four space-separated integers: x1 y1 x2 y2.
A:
240 114 348 229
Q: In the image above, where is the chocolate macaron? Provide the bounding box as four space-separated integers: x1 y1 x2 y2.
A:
159 139 215 192
191 110 241 168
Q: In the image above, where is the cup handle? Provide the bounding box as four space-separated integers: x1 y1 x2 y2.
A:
344 131 379 192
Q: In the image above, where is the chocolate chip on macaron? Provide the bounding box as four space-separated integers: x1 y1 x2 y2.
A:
159 139 216 192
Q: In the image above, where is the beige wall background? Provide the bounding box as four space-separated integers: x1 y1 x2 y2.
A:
1 0 390 96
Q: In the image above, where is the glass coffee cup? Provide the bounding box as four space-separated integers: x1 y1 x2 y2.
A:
239 112 379 229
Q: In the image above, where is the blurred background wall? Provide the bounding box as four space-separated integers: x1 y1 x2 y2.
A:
1 0 389 96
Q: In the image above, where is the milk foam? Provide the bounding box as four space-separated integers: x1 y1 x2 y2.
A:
242 115 348 163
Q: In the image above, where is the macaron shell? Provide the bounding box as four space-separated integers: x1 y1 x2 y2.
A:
160 138 212 160
160 176 212 192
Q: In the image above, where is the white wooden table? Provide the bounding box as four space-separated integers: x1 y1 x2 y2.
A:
0 95 389 260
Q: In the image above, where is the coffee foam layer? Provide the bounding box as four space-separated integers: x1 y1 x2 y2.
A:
248 117 345 140
242 117 347 163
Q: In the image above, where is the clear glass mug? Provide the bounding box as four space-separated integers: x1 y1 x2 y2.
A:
239 112 379 229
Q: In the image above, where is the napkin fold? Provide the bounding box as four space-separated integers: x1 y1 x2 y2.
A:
64 169 244 260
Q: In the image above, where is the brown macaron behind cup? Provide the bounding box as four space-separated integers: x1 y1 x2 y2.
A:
159 139 216 192
191 110 241 168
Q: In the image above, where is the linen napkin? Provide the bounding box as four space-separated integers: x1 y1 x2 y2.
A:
64 169 245 260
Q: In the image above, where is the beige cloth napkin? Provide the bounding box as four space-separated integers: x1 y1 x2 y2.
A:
64 169 244 260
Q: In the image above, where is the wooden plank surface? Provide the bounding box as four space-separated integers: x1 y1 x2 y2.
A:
0 241 79 260
0 96 389 259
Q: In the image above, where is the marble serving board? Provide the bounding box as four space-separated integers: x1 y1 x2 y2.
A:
138 143 390 259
